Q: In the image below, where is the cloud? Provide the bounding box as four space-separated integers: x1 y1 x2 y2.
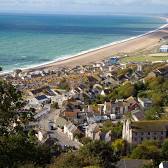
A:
0 0 168 13
0 0 168 5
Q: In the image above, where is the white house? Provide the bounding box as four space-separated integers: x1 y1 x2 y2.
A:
85 123 100 140
160 45 168 53
159 162 168 168
36 130 48 143
64 122 79 140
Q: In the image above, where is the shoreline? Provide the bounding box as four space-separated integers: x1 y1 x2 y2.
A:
1 16 168 75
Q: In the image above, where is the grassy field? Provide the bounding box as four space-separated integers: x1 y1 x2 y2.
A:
120 53 168 63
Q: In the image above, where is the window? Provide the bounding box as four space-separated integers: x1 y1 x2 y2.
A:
141 132 144 136
141 137 143 141
148 132 150 135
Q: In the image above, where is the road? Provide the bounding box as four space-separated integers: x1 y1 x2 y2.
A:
50 129 82 149
37 108 82 149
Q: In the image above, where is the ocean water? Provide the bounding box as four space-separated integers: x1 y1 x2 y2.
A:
0 14 166 71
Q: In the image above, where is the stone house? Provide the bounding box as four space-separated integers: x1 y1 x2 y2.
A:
122 120 168 145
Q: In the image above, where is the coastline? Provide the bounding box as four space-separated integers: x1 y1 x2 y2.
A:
1 16 168 75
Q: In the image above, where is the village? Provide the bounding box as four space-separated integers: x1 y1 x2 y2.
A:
1 44 168 148
2 44 168 167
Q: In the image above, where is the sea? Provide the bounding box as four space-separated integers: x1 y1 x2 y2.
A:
0 14 166 72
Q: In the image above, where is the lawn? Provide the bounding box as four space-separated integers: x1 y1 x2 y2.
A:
120 54 168 63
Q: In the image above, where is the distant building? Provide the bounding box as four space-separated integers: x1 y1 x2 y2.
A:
160 45 168 53
122 120 168 145
106 57 119 65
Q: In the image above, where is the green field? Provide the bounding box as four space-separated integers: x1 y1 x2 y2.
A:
120 53 168 63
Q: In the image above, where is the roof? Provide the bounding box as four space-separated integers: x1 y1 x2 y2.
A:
126 96 138 105
54 117 68 128
132 110 145 121
131 120 168 132
157 65 168 74
64 111 78 118
87 123 100 133
138 97 152 104
160 45 168 49
65 122 78 133
35 95 48 101
31 86 50 95
117 159 152 168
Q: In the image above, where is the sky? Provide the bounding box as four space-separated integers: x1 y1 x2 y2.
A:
0 0 168 15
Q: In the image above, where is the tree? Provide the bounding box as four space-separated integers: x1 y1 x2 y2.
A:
131 140 161 165
50 141 120 168
0 80 23 134
144 106 163 120
0 67 2 71
58 78 70 91
79 141 120 168
101 121 123 140
161 139 168 160
134 81 147 97
0 81 54 167
0 133 51 168
112 139 125 156
49 152 83 168
117 82 135 99
51 102 59 109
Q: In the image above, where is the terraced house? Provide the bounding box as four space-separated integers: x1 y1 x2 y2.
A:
122 120 168 145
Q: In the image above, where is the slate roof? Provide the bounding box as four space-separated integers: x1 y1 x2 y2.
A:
131 120 168 132
35 95 48 101
65 122 78 134
117 159 152 168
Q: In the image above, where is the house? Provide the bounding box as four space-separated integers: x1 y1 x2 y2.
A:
64 122 79 140
156 65 168 76
103 102 112 114
126 96 140 112
106 57 119 66
54 117 68 129
122 120 168 145
160 45 168 53
85 123 100 140
159 161 168 168
35 95 51 105
34 107 50 120
63 111 78 122
138 97 152 109
85 123 111 142
103 100 128 117
36 130 49 143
